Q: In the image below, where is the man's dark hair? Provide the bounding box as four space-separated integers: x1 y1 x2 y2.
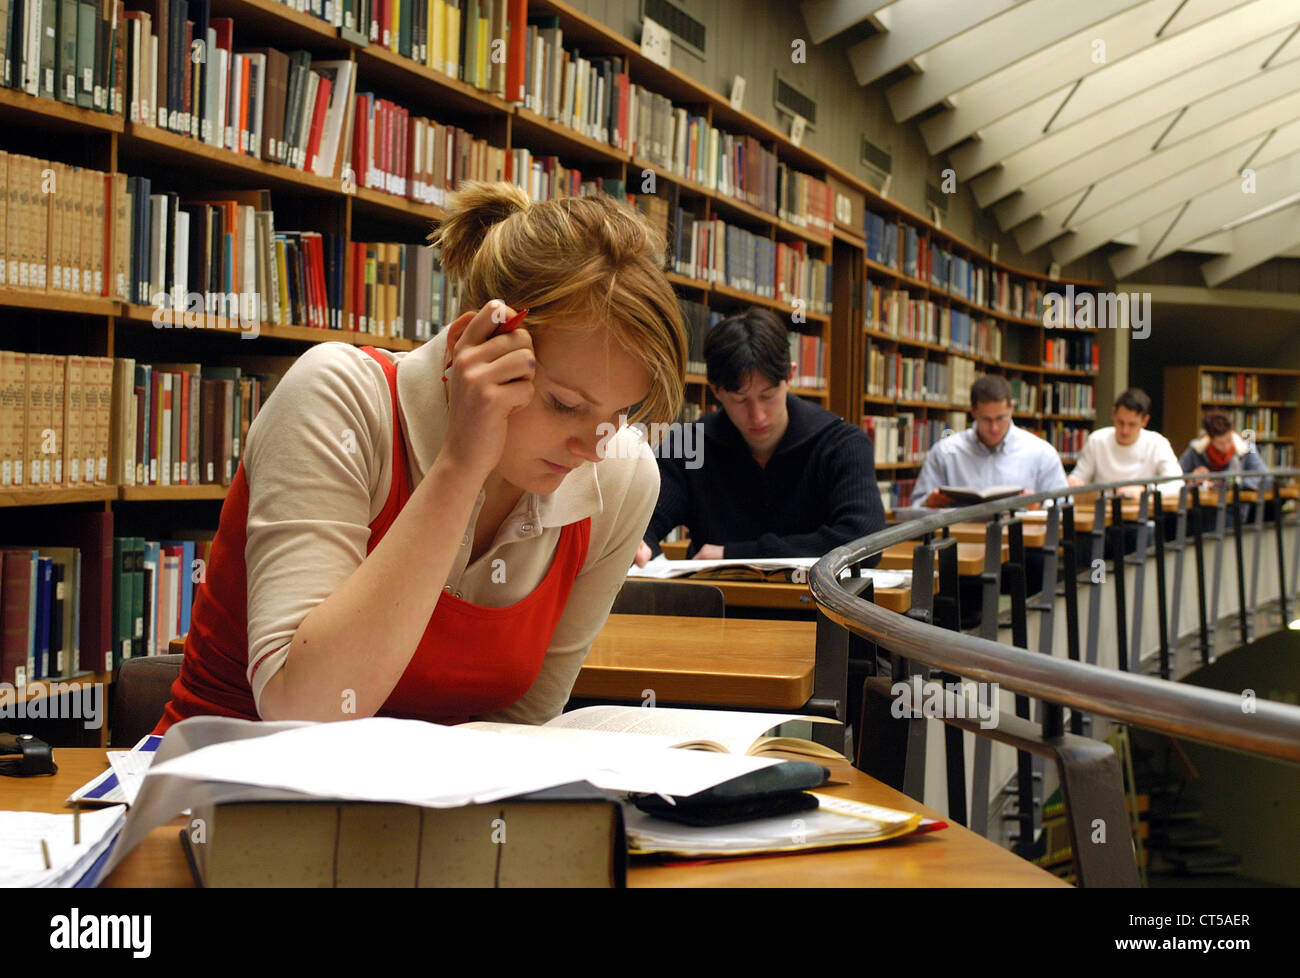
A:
1114 388 1151 416
970 374 1013 411
704 307 791 392
1203 410 1232 438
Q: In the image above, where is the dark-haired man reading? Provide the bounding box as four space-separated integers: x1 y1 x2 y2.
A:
634 307 884 564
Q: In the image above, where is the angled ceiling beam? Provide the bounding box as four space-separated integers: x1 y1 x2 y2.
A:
800 0 896 45
1201 203 1300 285
846 0 1022 87
946 0 1300 179
921 0 1259 154
1008 86 1300 250
1047 126 1300 264
885 0 1149 122
975 34 1300 214
1107 148 1300 277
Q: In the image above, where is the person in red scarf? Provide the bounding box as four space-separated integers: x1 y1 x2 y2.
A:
1179 410 1266 490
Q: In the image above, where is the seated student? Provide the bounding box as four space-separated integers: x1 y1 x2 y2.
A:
634 307 884 564
912 375 1069 508
1067 388 1182 497
154 181 687 730
1180 410 1265 491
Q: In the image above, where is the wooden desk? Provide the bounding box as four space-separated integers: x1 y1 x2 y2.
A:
645 576 911 614
26 750 1069 888
878 540 1004 576
573 614 816 709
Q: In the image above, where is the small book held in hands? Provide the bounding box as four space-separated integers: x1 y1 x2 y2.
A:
938 484 1024 505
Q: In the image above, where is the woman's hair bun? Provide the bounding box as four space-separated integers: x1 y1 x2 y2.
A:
428 180 531 282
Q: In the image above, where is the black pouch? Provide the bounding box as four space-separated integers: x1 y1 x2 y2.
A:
0 733 58 776
632 760 827 826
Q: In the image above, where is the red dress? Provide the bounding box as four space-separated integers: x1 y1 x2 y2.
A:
154 346 591 732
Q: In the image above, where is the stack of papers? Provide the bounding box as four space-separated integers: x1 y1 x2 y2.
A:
0 806 127 887
626 794 940 857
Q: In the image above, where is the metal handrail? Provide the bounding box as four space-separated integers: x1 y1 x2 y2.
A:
809 469 1300 765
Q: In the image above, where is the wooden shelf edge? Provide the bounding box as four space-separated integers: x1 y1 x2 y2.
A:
0 87 123 132
0 486 117 507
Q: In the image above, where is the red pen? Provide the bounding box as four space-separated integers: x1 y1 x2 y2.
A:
490 306 529 337
444 306 530 381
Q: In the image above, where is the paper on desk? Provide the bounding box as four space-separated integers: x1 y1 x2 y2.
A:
93 715 781 884
629 556 908 589
68 734 163 806
105 749 158 806
0 806 126 888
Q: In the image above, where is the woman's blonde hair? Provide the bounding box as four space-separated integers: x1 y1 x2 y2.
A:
429 180 686 425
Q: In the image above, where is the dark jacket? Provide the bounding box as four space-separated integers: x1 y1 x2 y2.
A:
644 394 885 561
1179 433 1266 491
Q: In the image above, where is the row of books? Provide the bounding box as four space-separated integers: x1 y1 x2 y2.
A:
110 534 212 669
863 281 1004 359
677 298 724 378
861 412 969 466
1255 443 1295 468
788 332 827 390
0 352 114 488
1007 377 1038 415
1 547 82 683
507 154 627 203
1043 334 1100 373
1041 421 1089 458
875 479 917 511
1201 372 1262 404
120 360 273 487
670 213 832 314
131 183 450 339
1040 382 1095 417
865 348 979 406
1219 407 1281 439
1 153 124 295
864 210 1053 320
2 0 119 113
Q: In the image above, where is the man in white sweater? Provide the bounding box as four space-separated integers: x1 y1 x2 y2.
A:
1067 388 1182 496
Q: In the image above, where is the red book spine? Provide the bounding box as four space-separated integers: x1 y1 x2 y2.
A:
305 76 332 176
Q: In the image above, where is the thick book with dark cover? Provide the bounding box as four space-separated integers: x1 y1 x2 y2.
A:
936 484 1024 505
183 782 627 887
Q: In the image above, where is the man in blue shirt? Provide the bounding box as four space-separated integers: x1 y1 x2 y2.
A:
913 375 1069 508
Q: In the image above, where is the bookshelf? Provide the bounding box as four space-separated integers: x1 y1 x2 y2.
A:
1163 366 1300 469
0 0 864 741
0 0 1111 741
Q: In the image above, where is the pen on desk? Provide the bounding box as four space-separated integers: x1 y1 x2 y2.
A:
74 803 80 845
41 838 52 869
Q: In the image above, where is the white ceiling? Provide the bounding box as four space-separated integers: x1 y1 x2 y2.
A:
802 0 1300 284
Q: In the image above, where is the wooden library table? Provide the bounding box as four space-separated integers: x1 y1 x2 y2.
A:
878 540 1003 576
634 576 911 614
573 613 816 709
18 751 1068 888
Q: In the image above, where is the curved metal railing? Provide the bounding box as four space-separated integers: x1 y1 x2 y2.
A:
809 469 1300 885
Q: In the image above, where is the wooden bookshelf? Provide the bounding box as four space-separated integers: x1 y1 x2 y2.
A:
0 0 861 720
1163 366 1300 469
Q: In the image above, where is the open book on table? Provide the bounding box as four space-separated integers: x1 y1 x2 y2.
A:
629 557 910 589
463 705 845 760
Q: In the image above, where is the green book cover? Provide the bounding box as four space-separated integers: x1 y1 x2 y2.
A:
39 0 56 98
56 0 76 103
74 0 93 108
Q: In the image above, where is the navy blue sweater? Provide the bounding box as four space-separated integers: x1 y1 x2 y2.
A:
644 394 885 561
